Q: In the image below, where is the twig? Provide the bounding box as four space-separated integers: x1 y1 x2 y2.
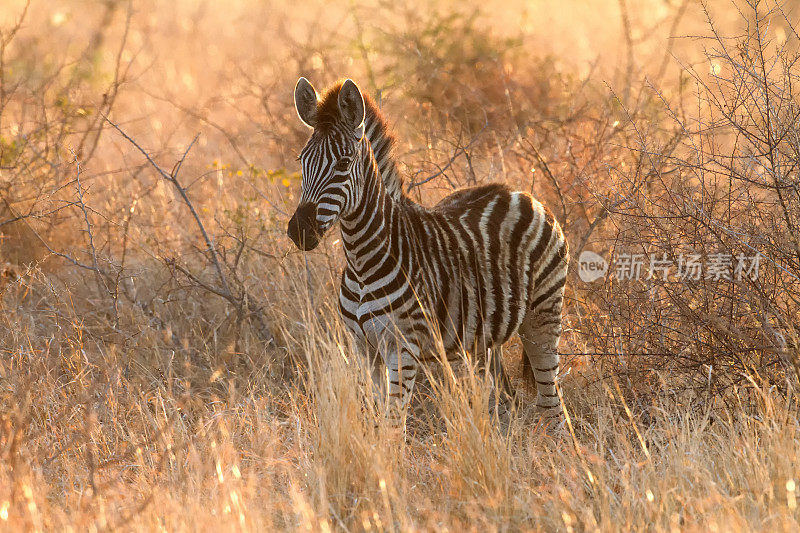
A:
69 149 110 298
3 192 104 274
406 118 489 193
349 0 378 95
524 139 568 229
104 115 276 345
103 118 234 301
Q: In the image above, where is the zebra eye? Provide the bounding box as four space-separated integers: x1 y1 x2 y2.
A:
334 158 351 172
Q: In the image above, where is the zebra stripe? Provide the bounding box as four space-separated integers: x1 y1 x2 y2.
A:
289 78 569 423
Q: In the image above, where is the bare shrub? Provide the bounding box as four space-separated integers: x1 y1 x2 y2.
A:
576 0 800 403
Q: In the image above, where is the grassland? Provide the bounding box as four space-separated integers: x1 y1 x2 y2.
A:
1 0 799 530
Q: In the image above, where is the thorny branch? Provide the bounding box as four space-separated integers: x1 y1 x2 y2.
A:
103 115 277 345
406 117 489 193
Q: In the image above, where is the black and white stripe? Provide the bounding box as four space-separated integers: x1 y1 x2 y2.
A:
289 78 569 423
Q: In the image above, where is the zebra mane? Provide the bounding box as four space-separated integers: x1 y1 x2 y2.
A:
316 81 405 199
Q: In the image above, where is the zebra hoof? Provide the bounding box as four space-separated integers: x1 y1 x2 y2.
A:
533 405 565 436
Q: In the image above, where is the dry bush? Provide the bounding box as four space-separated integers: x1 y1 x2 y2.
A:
575 0 800 404
0 0 799 530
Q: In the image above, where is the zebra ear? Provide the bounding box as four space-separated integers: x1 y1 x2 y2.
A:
338 79 365 138
294 77 319 128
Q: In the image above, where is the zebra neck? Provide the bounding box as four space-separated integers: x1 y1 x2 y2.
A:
339 143 397 270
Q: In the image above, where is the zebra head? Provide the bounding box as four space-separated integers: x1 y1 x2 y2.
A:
287 77 366 251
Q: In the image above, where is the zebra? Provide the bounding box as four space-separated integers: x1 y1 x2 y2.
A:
287 77 569 425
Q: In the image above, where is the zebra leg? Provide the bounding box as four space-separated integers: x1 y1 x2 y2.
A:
340 305 379 394
487 346 516 430
366 326 419 427
384 344 418 423
475 346 515 406
472 345 516 429
519 303 564 426
355 334 387 410
489 346 516 403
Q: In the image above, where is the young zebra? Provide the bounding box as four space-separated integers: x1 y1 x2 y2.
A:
287 78 569 424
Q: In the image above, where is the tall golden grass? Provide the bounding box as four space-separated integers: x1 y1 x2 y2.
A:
1 0 799 530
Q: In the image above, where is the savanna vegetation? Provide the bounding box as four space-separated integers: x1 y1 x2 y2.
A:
1 0 800 530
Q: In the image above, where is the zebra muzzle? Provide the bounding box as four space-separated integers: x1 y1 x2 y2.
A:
288 201 322 251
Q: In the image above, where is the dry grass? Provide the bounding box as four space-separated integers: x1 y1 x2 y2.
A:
1 0 800 530
4 301 800 531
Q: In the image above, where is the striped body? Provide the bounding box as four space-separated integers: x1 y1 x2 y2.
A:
289 78 569 423
339 184 566 361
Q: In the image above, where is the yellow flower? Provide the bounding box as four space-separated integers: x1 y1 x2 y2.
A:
282 178 291 187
